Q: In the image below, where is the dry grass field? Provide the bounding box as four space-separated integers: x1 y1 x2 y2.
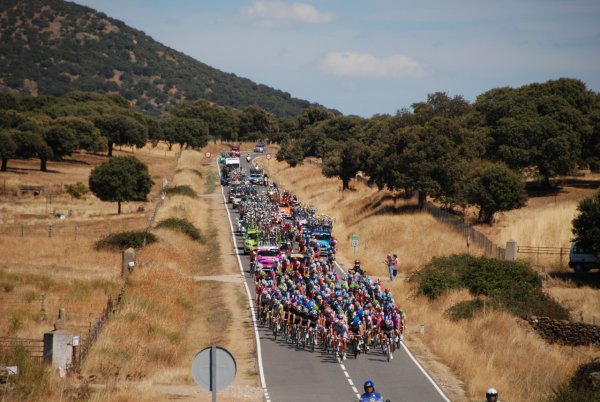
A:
1 143 262 401
263 155 600 402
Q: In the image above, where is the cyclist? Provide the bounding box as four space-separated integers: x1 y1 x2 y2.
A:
379 316 395 360
351 259 365 276
360 380 383 402
485 388 499 402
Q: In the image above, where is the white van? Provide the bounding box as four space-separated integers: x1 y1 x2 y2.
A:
568 241 599 273
225 157 240 170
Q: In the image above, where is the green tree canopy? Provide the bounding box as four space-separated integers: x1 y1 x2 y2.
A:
171 100 238 141
88 156 153 214
44 125 78 161
322 139 367 190
0 129 17 171
55 116 107 152
571 191 600 257
297 107 335 130
238 105 278 141
94 114 147 156
467 162 528 223
159 116 209 150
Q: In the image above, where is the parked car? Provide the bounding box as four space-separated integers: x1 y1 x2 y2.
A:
569 241 599 273
254 143 266 153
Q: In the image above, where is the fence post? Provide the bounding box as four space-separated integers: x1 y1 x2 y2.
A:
39 294 46 321
21 223 24 237
505 240 518 261
559 247 564 269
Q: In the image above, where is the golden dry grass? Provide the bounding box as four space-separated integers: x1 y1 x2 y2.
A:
263 156 600 402
1 144 260 401
0 144 177 340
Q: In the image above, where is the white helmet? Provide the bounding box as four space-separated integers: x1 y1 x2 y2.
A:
486 388 498 397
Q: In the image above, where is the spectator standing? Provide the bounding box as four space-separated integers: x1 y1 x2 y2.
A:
386 254 394 281
392 254 399 278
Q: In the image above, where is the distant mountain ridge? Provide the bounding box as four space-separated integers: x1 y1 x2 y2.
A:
0 0 329 117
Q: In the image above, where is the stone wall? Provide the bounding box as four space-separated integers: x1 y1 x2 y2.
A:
528 316 600 346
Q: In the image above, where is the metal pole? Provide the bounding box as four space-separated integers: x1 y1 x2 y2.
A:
211 346 217 402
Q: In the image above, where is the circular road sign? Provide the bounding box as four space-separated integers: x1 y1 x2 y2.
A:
266 153 272 160
205 151 212 158
191 346 236 392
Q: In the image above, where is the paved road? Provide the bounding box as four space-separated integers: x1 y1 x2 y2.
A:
220 152 451 402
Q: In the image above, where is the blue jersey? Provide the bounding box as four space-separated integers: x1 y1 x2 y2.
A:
360 391 383 402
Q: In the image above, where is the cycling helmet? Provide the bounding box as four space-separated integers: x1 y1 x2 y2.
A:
486 388 498 400
364 380 375 391
354 259 360 265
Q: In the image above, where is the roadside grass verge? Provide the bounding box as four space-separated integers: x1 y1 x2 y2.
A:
205 172 217 194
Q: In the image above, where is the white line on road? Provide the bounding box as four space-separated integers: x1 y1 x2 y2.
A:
334 260 451 401
400 341 451 402
219 166 270 402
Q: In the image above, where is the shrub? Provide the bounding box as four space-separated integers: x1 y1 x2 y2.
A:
550 359 600 401
413 254 569 319
95 231 156 250
165 185 197 198
445 299 484 321
0 344 50 400
155 218 203 242
65 181 88 199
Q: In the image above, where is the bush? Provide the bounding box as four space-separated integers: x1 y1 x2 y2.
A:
164 185 197 198
95 231 156 250
155 218 203 242
445 299 484 321
0 343 50 400
550 359 600 402
413 254 569 319
65 181 88 199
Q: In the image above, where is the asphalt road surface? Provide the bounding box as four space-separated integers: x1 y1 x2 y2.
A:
220 152 451 402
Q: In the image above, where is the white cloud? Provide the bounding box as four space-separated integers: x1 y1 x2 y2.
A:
241 0 334 26
319 51 427 78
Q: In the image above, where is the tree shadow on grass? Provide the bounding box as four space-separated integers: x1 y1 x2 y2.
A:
549 271 600 289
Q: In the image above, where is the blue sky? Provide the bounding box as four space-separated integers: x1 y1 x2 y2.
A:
73 0 600 117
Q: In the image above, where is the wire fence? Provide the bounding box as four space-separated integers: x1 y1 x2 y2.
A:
70 287 126 373
424 202 506 260
0 337 44 364
0 222 146 239
517 245 570 269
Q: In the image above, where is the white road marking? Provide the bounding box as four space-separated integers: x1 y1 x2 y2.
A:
334 260 451 401
400 342 451 402
219 163 269 401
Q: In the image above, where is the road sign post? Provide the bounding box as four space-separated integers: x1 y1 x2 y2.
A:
351 235 359 257
192 346 236 402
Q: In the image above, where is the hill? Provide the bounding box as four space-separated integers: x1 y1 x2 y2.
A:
0 0 328 117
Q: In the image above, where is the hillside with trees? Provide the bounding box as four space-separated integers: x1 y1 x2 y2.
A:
0 0 330 117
